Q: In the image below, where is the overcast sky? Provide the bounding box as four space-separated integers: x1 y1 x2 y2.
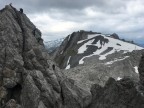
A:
1 0 144 44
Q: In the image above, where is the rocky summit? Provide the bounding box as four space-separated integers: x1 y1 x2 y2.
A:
0 5 91 108
0 4 144 108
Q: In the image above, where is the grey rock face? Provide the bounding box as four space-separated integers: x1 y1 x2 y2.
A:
0 5 90 108
110 33 119 39
86 54 144 108
63 50 143 92
139 53 144 85
88 77 144 108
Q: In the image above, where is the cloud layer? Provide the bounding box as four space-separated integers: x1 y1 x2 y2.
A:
1 0 144 43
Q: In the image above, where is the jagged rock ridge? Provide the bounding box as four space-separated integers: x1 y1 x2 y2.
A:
0 5 91 108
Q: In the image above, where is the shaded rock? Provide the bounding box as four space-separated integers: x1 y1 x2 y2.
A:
3 78 17 88
110 33 119 39
0 5 90 108
61 79 91 108
0 87 7 101
3 68 16 78
88 77 144 108
139 54 144 85
4 99 21 108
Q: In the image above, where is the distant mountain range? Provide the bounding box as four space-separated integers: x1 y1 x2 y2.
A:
44 38 64 53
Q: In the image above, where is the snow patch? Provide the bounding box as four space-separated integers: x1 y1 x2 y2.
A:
78 34 143 64
134 66 139 74
117 77 122 81
65 65 70 70
68 35 71 41
78 39 95 54
65 56 71 70
105 56 129 65
60 50 63 54
77 34 101 44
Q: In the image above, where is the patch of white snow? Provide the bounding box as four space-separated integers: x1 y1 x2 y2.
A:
68 35 71 41
134 66 139 74
77 34 101 44
60 51 63 54
78 39 95 54
117 77 122 81
105 56 129 65
65 65 70 70
65 56 71 70
78 33 143 64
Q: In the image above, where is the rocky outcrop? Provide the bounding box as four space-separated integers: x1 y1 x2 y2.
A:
0 5 90 108
139 53 144 85
88 77 144 108
110 33 119 39
86 54 144 108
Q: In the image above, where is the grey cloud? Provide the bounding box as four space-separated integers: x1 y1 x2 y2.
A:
1 0 127 13
1 0 144 44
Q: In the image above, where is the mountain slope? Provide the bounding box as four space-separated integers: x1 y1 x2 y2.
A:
54 30 144 90
54 31 143 69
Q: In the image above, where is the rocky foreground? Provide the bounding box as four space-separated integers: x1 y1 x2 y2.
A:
0 5 144 108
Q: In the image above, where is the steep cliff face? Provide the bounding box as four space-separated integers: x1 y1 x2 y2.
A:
139 53 144 85
0 5 91 108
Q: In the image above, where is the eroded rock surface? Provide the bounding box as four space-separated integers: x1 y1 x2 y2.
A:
0 5 90 108
88 77 144 108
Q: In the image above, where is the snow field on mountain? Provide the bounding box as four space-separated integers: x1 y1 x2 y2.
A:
78 34 143 64
134 66 139 74
78 39 95 53
65 56 71 69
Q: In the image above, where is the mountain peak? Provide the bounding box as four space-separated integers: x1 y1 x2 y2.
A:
53 31 143 69
110 33 119 39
